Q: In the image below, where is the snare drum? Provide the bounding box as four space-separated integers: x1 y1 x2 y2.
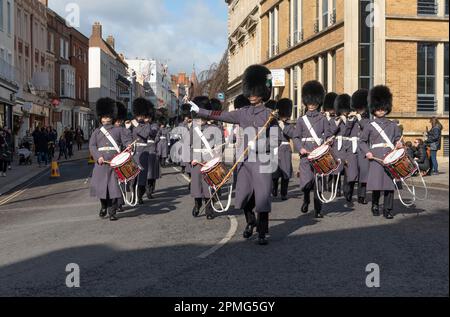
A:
383 148 417 181
307 144 340 176
200 158 229 189
110 151 141 183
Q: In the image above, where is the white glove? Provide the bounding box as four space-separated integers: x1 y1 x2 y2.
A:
131 119 139 127
325 112 331 121
189 102 200 113
340 115 347 124
125 122 132 129
356 114 362 121
278 120 285 131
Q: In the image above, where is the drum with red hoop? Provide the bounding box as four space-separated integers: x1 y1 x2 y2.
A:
383 148 417 181
307 144 340 176
200 157 229 189
110 150 141 183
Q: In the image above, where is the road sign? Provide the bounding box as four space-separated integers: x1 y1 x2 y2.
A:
271 69 286 87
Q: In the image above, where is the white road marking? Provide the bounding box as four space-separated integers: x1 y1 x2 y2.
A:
173 166 238 259
197 216 238 259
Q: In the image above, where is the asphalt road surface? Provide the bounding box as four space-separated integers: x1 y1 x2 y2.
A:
0 160 448 296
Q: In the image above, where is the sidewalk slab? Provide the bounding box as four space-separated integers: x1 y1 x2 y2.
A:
0 147 90 197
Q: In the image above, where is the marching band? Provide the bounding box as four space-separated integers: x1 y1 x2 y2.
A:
89 64 427 246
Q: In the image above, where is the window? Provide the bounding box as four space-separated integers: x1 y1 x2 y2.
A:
444 43 449 112
417 43 436 112
359 0 374 90
65 41 69 60
290 0 302 45
322 54 328 92
417 0 437 15
0 0 3 31
322 0 329 28
48 33 54 53
60 68 65 96
269 7 279 58
7 1 11 34
60 38 64 58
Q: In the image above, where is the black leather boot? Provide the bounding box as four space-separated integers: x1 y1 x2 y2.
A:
243 209 256 239
257 232 268 245
371 205 380 216
301 191 310 213
358 197 368 205
314 198 323 218
383 209 394 219
205 199 215 220
99 200 107 218
108 208 118 221
272 179 278 197
192 198 201 217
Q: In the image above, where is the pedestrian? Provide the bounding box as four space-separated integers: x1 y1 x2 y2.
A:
57 135 68 160
46 126 56 160
90 98 132 221
65 128 74 157
360 85 403 220
293 80 329 219
0 129 11 177
272 98 295 201
405 141 415 159
75 127 84 151
413 138 431 176
425 117 442 175
36 128 49 167
190 64 281 245
21 130 34 151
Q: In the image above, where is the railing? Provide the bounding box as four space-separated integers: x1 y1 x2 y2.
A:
313 19 320 34
417 95 437 112
330 9 337 25
0 57 15 83
417 0 438 15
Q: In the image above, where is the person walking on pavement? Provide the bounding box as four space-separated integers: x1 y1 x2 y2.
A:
75 127 84 151
425 117 443 175
65 128 74 157
36 128 49 167
0 129 11 177
57 135 68 160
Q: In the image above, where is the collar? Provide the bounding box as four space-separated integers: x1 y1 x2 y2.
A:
374 116 388 124
306 110 320 117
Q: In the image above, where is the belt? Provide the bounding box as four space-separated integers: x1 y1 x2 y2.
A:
280 142 291 146
343 137 360 141
147 140 155 144
301 138 322 143
98 147 116 152
160 137 166 140
371 143 393 149
136 143 149 147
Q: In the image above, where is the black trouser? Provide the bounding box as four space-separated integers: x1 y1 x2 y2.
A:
148 179 156 194
272 178 289 197
195 197 214 216
137 185 146 200
344 175 357 201
0 160 7 173
372 190 394 211
243 194 269 235
358 183 367 199
100 190 118 216
303 181 322 212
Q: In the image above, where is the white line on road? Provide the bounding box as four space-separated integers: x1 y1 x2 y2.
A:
197 216 238 259
173 166 238 259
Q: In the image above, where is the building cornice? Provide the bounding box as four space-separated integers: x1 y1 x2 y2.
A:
386 15 449 22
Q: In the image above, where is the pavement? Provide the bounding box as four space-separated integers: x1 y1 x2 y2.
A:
0 158 448 296
0 145 90 196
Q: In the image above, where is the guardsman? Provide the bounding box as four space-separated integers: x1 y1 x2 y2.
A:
360 86 402 219
89 98 132 221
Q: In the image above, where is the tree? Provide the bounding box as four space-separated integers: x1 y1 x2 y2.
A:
197 51 228 101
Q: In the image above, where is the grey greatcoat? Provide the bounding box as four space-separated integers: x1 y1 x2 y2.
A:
293 110 331 191
147 123 161 180
342 118 359 183
89 125 132 199
190 122 222 199
273 122 295 180
356 115 371 184
157 127 170 159
359 117 402 191
328 119 346 175
177 121 189 169
131 122 152 186
198 105 281 213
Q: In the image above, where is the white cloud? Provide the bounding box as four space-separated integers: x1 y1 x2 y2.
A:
48 0 227 74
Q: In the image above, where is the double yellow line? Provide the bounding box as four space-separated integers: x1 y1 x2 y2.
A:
0 170 48 207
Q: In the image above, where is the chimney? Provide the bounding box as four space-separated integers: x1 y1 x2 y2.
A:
92 22 102 39
106 35 115 49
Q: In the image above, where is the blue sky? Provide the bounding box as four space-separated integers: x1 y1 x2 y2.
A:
48 0 228 74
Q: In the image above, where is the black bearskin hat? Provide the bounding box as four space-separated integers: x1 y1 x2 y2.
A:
323 92 338 112
96 97 117 120
116 102 128 122
334 94 352 116
192 96 211 110
265 99 277 110
351 89 369 112
277 98 293 118
181 103 191 117
369 85 393 115
234 94 250 109
302 80 325 108
210 98 222 111
133 97 152 117
242 64 273 102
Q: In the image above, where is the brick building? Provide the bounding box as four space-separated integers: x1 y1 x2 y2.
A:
226 0 449 156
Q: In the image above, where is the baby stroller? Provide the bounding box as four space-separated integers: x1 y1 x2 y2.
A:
18 143 32 165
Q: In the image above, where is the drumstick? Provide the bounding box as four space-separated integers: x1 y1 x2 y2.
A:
371 157 385 165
